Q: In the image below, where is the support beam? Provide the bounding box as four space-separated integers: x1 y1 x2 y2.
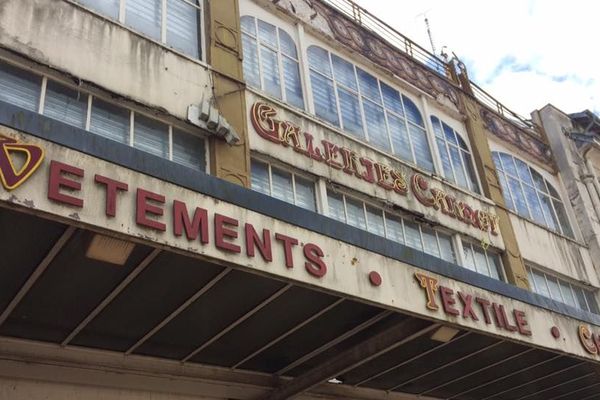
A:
126 267 232 355
231 298 345 369
0 225 76 326
61 248 161 345
276 310 392 376
515 372 595 400
387 340 504 392
355 331 470 387
262 318 438 400
182 283 293 363
547 381 600 400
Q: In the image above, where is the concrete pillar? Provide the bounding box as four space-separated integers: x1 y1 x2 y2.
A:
207 0 251 187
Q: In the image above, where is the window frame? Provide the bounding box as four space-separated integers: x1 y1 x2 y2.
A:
241 15 305 110
72 0 205 62
460 239 504 280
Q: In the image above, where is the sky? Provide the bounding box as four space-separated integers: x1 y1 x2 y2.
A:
353 0 599 117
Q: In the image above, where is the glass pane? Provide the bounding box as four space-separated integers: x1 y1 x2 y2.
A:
250 160 270 195
499 153 518 178
442 123 458 146
546 276 562 301
90 98 130 143
44 80 87 129
491 152 502 170
523 184 546 225
257 20 277 48
436 138 454 181
327 191 346 222
385 214 404 244
240 16 256 35
134 114 168 157
508 177 530 218
0 61 41 112
310 71 338 126
332 55 357 91
585 291 599 314
532 271 550 298
573 286 588 311
366 207 385 236
346 197 367 230
449 145 468 188
78 0 120 18
125 0 162 40
404 221 422 250
282 57 304 109
294 176 316 211
307 46 331 77
421 227 440 258
488 252 502 280
430 116 443 138
338 88 363 137
278 30 297 58
462 245 476 271
462 150 479 194
409 125 433 171
402 95 424 126
473 247 489 276
515 159 534 186
363 101 389 151
167 0 200 58
497 171 515 210
553 200 574 238
381 82 403 115
271 168 294 204
531 169 548 193
242 34 261 88
560 281 576 307
172 129 205 171
438 234 455 263
357 69 381 103
388 114 412 162
539 194 558 231
260 46 281 99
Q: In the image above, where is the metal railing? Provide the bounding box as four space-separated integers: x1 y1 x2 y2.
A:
321 0 537 132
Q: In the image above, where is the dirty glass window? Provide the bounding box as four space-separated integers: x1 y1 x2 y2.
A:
77 0 202 59
462 241 502 280
134 114 169 158
326 189 455 262
307 46 433 172
250 160 316 211
241 16 304 109
528 266 599 314
492 151 574 237
172 128 205 171
90 97 130 144
44 80 88 129
431 116 479 193
0 60 42 112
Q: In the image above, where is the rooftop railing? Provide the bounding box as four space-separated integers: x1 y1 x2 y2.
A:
322 0 536 131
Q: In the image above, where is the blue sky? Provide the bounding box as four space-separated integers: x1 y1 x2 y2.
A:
354 0 599 117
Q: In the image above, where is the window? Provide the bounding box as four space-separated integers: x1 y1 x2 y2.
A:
0 60 206 171
241 16 304 109
76 0 202 59
307 46 434 172
251 160 316 211
527 267 599 314
431 116 479 193
462 241 502 280
492 152 573 237
326 190 455 262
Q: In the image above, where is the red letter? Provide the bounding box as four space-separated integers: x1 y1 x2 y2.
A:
275 233 298 268
304 243 327 278
173 200 208 243
136 188 166 231
492 303 507 329
514 310 532 336
440 286 460 316
414 273 440 311
95 174 128 217
411 174 434 207
214 214 241 253
245 223 272 262
458 292 478 321
48 160 84 207
476 297 492 324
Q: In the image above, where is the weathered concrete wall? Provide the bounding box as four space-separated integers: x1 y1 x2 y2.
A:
0 0 212 120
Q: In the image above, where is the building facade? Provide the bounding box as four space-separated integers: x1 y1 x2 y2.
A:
0 0 600 399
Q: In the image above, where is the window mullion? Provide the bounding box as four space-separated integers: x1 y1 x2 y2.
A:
275 29 286 102
297 25 312 113
119 0 126 23
342 194 349 224
129 111 135 146
382 211 389 239
267 163 274 197
453 234 465 266
420 96 442 174
85 95 92 131
38 76 47 114
362 202 369 231
161 0 167 43
168 125 174 161
291 173 298 206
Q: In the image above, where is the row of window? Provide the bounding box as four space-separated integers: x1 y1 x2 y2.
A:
250 159 502 280
76 0 202 59
493 152 573 237
0 60 206 171
527 267 599 314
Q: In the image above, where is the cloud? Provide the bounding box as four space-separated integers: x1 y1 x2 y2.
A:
353 0 600 116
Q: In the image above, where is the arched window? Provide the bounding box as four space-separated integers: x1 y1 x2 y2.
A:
431 116 479 193
240 16 304 109
492 152 574 237
306 46 434 172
